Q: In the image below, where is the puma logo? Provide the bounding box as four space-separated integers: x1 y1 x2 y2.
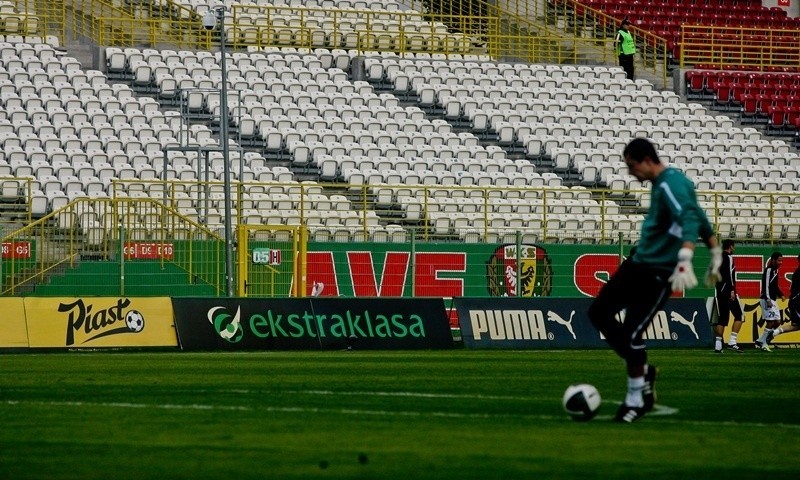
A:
547 310 576 340
670 311 698 339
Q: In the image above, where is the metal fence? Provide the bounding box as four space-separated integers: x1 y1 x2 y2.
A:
679 25 800 69
2 178 799 296
0 194 224 295
61 0 627 68
0 0 64 43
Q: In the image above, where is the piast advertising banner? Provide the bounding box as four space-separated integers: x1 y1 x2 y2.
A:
24 297 177 348
456 297 713 349
0 298 29 348
172 297 454 351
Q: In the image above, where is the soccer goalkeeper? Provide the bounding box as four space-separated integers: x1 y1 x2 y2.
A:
588 138 721 423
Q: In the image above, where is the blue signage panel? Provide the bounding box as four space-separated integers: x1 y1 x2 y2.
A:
455 297 713 349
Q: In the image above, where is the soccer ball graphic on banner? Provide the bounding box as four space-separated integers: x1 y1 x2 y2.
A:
562 384 601 421
125 310 145 333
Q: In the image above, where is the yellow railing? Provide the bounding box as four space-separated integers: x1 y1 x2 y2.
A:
404 0 666 85
541 0 668 87
2 180 798 294
0 177 33 233
78 16 198 49
62 0 800 76
107 179 800 245
0 6 65 42
3 179 800 248
218 17 492 57
69 0 203 50
69 2 495 55
64 0 627 68
0 196 224 295
2 177 797 248
679 25 800 69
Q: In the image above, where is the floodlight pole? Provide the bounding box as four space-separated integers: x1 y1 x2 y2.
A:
211 5 234 297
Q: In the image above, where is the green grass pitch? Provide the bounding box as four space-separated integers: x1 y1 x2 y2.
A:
0 349 798 479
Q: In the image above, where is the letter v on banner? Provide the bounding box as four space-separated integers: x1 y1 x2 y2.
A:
347 252 410 296
301 252 339 296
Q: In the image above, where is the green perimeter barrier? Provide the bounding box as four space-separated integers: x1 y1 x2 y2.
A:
15 242 794 300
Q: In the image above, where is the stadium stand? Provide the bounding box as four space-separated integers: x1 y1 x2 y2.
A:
1 0 799 256
4 42 795 243
685 69 800 143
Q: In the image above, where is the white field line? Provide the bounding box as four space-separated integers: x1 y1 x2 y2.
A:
0 399 553 420
4 398 800 430
3 400 251 411
283 389 533 401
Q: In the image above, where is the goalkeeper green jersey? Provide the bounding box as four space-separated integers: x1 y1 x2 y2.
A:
632 167 714 272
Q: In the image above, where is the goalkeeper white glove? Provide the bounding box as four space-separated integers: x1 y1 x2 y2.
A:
704 246 723 287
669 247 698 292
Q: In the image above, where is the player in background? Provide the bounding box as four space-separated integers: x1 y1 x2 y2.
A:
713 239 745 353
767 253 800 343
588 138 721 423
755 251 784 352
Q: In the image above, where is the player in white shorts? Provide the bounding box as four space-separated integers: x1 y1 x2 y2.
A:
756 252 784 351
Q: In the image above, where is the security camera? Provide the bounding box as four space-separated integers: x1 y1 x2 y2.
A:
202 11 217 31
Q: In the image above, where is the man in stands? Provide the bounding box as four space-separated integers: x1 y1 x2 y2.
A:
616 19 636 81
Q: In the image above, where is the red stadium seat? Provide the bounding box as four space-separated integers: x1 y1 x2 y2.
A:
769 7 787 18
761 72 780 87
775 73 793 86
702 70 723 97
764 95 790 129
766 108 786 135
753 93 771 123
784 107 800 133
712 80 734 111
685 70 705 100
729 81 749 108
770 94 790 111
759 84 779 97
739 93 760 123
785 94 800 109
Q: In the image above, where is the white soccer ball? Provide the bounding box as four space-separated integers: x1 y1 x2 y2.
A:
125 310 145 333
562 384 601 421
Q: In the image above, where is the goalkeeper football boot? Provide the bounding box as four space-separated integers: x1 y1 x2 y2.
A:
642 364 658 412
614 403 646 423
